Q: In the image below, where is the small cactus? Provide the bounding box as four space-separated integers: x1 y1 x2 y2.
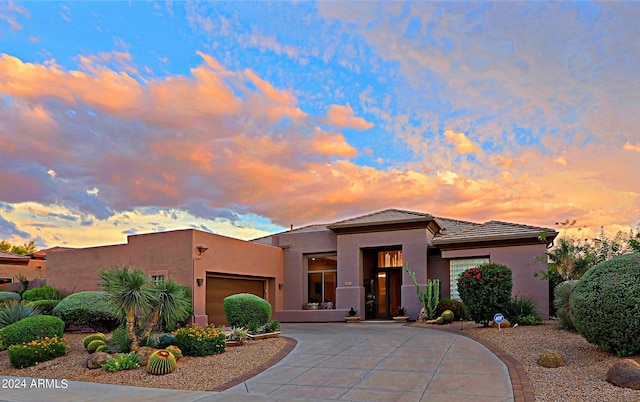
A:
441 310 454 323
165 345 182 360
87 339 107 353
95 344 107 353
435 316 445 325
83 333 106 350
147 350 177 375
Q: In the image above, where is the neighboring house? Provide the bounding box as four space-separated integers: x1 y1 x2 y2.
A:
46 208 556 325
0 250 47 285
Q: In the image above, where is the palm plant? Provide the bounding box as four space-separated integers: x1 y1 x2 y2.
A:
99 265 190 352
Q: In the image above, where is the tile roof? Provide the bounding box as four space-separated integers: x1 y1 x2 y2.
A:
432 220 556 245
30 246 74 259
434 217 480 236
328 208 435 229
0 250 30 261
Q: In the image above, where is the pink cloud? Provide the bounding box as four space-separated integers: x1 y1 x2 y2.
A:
443 130 481 155
326 103 374 130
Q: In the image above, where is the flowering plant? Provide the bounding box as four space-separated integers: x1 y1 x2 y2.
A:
174 324 226 356
8 335 67 368
457 263 512 327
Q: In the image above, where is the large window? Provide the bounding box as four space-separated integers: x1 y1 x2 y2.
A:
307 254 337 305
449 257 489 299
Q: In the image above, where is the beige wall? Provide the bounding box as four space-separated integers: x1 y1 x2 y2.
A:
0 260 46 284
47 229 283 326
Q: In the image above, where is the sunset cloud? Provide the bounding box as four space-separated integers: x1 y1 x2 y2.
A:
326 104 374 130
443 130 481 155
624 141 640 152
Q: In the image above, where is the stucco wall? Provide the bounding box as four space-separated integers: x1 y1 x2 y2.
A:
0 260 46 283
441 243 550 319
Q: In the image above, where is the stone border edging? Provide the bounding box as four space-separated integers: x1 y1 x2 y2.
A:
211 336 297 392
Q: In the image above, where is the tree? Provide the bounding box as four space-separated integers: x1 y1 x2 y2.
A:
0 240 37 255
99 265 191 352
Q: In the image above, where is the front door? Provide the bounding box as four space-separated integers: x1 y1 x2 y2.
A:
376 268 402 318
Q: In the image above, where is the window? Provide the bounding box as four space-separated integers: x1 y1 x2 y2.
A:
449 257 489 299
0 277 12 284
152 275 165 285
306 254 337 305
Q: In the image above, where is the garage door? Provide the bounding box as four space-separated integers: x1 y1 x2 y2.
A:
205 275 266 326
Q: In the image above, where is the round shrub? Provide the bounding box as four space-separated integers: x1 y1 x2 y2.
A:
156 333 176 348
223 293 272 328
8 335 67 368
2 315 65 347
0 292 21 302
28 299 60 315
457 263 512 327
570 253 640 357
21 285 62 302
174 324 226 356
52 291 119 332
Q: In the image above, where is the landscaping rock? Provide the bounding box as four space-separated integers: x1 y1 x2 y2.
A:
136 346 159 366
85 352 112 369
537 350 565 368
491 319 511 328
606 359 640 390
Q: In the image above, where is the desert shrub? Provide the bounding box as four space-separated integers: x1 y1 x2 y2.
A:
156 333 176 348
106 326 132 353
505 295 541 326
21 285 62 302
28 299 60 315
223 293 272 328
265 320 281 333
2 315 64 347
553 280 578 331
571 253 640 357
102 352 139 372
0 292 21 302
457 263 512 327
436 298 468 321
8 335 67 368
174 324 226 356
0 301 41 329
52 291 119 332
159 284 192 332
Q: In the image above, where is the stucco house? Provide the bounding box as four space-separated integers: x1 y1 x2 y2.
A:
46 208 556 325
0 250 47 285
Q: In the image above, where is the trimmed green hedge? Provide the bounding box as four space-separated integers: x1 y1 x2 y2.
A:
21 285 62 302
223 293 272 327
52 291 119 332
571 253 640 357
29 299 60 315
2 315 64 347
0 292 21 302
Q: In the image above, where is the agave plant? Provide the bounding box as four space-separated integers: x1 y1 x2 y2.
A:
0 301 41 329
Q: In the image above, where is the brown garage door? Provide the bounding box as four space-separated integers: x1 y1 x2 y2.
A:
205 275 265 326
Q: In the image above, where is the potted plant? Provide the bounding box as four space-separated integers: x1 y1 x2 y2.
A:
346 307 361 323
394 306 409 322
226 327 248 346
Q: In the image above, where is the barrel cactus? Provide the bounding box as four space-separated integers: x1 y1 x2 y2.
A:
435 316 445 325
87 339 107 353
165 345 183 360
147 350 177 375
441 310 454 323
95 344 107 353
83 333 106 350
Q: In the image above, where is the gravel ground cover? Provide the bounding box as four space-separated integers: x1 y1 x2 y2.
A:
462 321 640 402
0 332 291 391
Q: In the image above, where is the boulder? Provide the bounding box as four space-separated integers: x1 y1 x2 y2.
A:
135 346 159 366
491 319 511 328
85 352 112 370
537 350 564 368
606 359 640 390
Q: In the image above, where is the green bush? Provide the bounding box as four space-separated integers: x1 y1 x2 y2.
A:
21 285 62 302
265 320 281 333
106 326 131 353
505 295 541 326
223 293 272 328
28 299 60 315
457 263 513 327
174 324 226 356
156 333 176 348
2 315 65 347
553 280 578 331
102 352 139 372
571 253 640 357
0 292 21 302
436 298 468 321
8 335 67 368
520 315 542 326
52 291 119 332
0 301 41 329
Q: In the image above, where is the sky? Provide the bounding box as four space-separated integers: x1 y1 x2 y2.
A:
0 1 639 249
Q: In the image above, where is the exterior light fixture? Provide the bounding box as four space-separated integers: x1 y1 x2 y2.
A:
197 278 204 287
196 245 209 255
278 283 284 290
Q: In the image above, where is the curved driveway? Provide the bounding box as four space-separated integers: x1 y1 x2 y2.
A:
0 322 513 401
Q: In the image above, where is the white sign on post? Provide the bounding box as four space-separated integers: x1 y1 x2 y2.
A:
493 313 504 331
